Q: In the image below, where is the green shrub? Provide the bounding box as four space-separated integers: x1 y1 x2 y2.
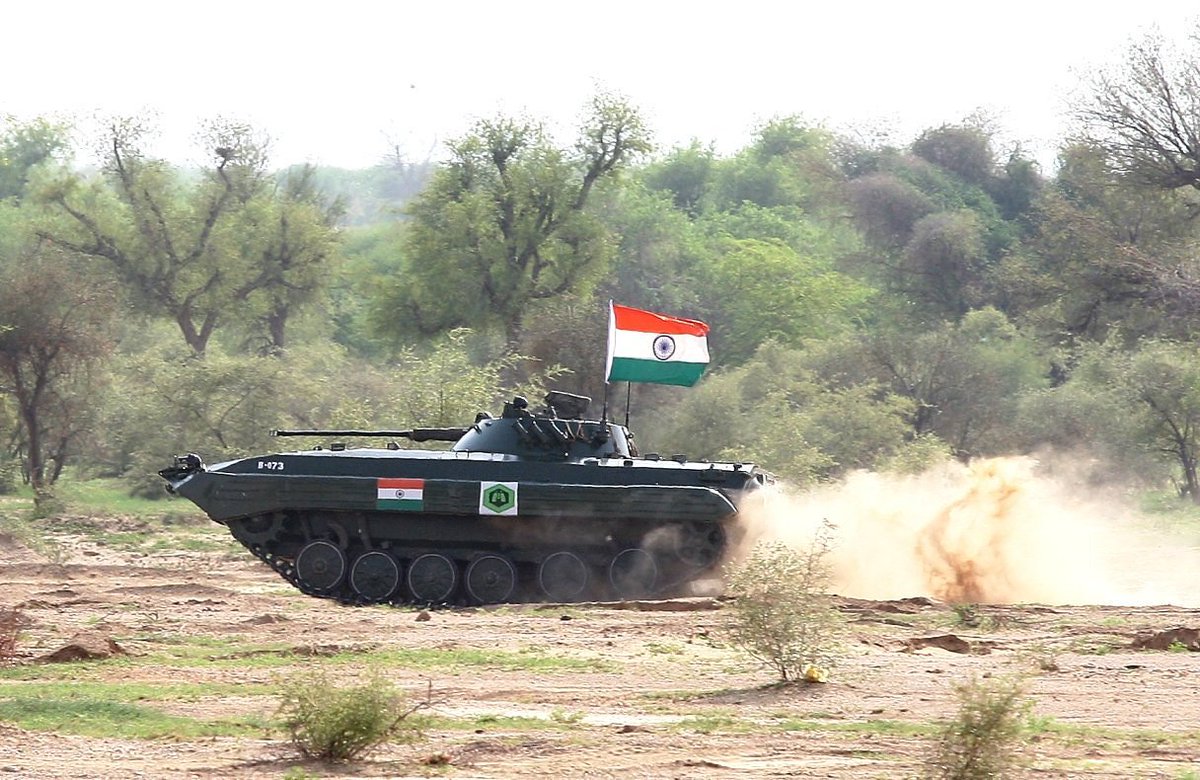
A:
32 488 65 519
276 669 423 761
925 675 1031 780
723 523 843 682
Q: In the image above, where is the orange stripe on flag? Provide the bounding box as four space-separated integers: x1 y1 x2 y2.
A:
611 303 708 337
378 478 424 489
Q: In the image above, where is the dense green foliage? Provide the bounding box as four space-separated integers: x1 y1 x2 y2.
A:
4 28 1200 505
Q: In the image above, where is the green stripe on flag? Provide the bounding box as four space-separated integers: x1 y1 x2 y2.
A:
608 357 706 387
377 498 423 511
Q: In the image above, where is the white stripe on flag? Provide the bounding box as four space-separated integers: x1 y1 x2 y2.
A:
377 487 424 501
610 328 709 364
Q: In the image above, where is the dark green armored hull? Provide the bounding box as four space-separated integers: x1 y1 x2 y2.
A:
161 393 768 605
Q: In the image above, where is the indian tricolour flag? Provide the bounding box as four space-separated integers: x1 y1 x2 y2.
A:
605 301 710 387
376 478 424 511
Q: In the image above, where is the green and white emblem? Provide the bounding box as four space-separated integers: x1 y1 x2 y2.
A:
479 481 518 516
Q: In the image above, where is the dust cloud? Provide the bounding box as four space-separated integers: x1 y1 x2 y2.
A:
734 456 1200 607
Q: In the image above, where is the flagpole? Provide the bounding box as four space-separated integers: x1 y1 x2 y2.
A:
624 382 631 428
602 299 613 424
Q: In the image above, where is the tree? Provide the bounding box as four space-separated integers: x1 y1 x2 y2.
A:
865 308 1048 459
844 136 1032 324
643 342 921 485
911 122 996 186
711 117 843 213
641 140 715 217
376 93 652 348
37 117 336 356
0 245 115 496
0 116 69 200
845 172 936 250
1014 339 1200 496
597 183 702 317
1075 28 1200 190
1023 143 1200 341
898 210 989 318
240 164 345 353
703 237 873 364
985 150 1043 222
1011 353 1156 485
1122 340 1200 502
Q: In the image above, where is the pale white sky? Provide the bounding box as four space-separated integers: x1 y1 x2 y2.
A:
4 1 1198 170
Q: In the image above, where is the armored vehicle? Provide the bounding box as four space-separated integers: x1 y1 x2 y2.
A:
160 391 769 605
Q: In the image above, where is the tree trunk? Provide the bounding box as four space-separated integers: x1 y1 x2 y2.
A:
1183 450 1200 505
20 404 44 494
265 307 288 354
176 308 218 357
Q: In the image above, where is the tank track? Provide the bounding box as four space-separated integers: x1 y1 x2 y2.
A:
225 512 728 607
243 538 363 605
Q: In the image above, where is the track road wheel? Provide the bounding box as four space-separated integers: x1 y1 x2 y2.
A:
464 554 517 604
538 551 589 602
407 553 459 604
295 540 347 593
350 551 401 603
609 548 658 600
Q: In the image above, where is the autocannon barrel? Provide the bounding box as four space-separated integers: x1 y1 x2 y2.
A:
271 428 468 442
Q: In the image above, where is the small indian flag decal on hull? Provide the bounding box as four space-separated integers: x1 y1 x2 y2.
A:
376 478 424 511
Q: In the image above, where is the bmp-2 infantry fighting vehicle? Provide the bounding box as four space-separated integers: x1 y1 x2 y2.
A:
160 391 769 605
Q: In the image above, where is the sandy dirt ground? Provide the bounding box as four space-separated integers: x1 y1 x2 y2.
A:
1 515 1199 780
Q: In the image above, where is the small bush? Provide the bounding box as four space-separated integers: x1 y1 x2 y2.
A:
926 675 1031 780
32 489 66 520
276 669 424 761
0 606 28 665
723 522 843 683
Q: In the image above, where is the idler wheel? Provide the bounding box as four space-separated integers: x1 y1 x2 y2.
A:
674 520 726 569
609 548 658 600
406 553 459 604
538 551 589 602
464 554 517 604
350 551 401 603
295 540 347 593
